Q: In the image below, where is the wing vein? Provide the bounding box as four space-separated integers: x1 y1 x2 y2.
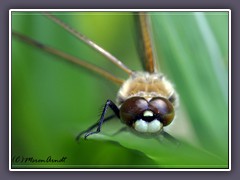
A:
43 12 133 75
12 31 124 85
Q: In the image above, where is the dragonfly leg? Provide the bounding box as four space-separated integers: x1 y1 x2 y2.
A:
161 131 180 146
76 114 116 142
112 127 128 136
83 100 120 140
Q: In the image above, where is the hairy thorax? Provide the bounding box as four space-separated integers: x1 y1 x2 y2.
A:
116 72 177 107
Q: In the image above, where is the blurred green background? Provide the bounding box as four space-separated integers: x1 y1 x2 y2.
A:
11 11 229 169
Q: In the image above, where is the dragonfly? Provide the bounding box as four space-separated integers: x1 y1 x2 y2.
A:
12 12 179 144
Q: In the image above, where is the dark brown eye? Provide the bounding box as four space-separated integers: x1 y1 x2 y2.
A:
119 97 148 126
149 97 174 126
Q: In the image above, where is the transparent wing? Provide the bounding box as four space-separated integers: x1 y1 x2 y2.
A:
134 12 157 73
12 31 124 85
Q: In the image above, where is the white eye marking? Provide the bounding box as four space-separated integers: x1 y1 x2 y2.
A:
134 119 162 133
143 110 153 117
148 119 162 133
134 119 148 132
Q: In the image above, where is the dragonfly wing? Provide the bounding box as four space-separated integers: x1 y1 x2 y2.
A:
134 12 158 73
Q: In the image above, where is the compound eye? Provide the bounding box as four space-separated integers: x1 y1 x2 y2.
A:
149 97 174 126
119 97 148 126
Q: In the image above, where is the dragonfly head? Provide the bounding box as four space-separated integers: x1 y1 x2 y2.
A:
119 96 175 134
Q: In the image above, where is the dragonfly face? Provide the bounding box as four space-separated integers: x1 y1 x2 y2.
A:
118 72 176 134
